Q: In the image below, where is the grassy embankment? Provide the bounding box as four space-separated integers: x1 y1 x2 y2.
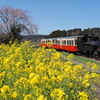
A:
61 51 100 68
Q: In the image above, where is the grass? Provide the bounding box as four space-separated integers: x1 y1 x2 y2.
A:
73 55 100 65
61 51 100 68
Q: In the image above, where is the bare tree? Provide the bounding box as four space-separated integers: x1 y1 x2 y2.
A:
0 6 38 42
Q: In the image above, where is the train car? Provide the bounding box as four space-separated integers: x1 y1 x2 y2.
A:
40 35 100 60
41 36 78 52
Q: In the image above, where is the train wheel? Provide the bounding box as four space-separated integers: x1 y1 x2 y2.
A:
93 52 98 60
87 51 90 58
89 51 93 58
84 50 89 58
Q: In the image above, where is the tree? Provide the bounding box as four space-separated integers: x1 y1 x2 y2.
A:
0 6 38 43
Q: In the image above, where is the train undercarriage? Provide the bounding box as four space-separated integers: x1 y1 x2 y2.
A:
77 49 100 60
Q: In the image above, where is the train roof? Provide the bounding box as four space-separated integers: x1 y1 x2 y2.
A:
41 36 79 40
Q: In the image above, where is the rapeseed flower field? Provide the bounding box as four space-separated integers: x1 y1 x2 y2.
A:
0 41 100 100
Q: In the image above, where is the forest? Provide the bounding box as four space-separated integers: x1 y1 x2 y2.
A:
45 27 100 38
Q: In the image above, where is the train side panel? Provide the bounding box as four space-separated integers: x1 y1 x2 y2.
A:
40 43 78 52
61 45 78 52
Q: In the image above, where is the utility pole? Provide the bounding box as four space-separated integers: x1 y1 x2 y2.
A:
67 31 68 37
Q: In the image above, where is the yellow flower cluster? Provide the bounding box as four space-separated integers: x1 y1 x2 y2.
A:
46 42 52 47
0 41 99 100
78 91 89 100
67 53 74 60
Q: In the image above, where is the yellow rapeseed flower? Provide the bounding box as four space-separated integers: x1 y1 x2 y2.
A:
0 71 6 78
51 88 65 99
24 94 34 100
1 85 11 94
91 73 99 78
11 91 18 98
78 91 89 100
46 42 52 47
67 53 74 60
37 95 47 100
91 63 98 70
52 52 61 59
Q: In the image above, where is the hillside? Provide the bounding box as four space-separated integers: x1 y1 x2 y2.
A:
45 27 100 38
21 35 47 42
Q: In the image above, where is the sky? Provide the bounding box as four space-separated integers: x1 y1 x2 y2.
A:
0 0 100 35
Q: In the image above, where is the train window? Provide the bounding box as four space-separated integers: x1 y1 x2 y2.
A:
52 40 55 43
62 40 66 45
72 40 74 45
42 41 45 43
55 40 57 44
69 40 71 45
64 40 66 45
48 40 51 42
57 40 60 44
67 40 68 45
67 40 69 45
69 40 70 45
62 41 63 45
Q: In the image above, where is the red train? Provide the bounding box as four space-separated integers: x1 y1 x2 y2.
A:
40 36 78 52
41 36 78 52
40 35 100 60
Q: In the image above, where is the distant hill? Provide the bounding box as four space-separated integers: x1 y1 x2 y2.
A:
45 27 100 38
21 35 47 42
